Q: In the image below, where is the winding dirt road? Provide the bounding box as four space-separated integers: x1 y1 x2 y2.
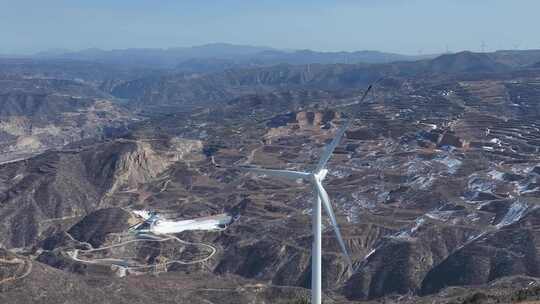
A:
0 257 32 285
67 232 218 273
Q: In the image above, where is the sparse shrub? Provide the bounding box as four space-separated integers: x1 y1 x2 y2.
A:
285 296 310 304
461 292 488 304
511 286 540 302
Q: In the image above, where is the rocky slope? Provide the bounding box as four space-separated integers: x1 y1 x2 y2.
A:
0 137 204 249
0 76 135 164
110 50 540 109
1 51 540 303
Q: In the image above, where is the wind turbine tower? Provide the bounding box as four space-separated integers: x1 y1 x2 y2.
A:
240 120 354 304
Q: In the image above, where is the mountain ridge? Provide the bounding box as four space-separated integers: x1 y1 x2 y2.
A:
30 43 433 69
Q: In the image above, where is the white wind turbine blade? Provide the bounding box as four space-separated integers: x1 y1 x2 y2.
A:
315 120 351 173
240 167 310 181
314 179 353 270
359 84 373 104
314 83 374 173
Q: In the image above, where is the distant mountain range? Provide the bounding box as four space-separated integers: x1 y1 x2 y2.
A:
4 41 540 303
6 44 540 77
27 43 434 71
105 49 540 109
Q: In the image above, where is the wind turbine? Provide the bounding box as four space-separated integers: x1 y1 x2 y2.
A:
240 120 353 304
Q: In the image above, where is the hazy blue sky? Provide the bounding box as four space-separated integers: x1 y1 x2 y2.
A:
1 0 538 55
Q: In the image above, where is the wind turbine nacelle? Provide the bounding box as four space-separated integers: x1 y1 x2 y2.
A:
314 169 329 181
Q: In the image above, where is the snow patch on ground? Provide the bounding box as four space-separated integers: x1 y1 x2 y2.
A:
436 156 462 174
345 193 376 223
425 210 455 222
364 248 377 260
455 232 487 251
496 202 528 228
514 177 540 194
468 175 494 193
477 201 493 210
410 174 435 190
394 217 425 239
467 232 486 243
376 191 390 204
487 170 504 181
405 158 432 176
329 168 349 179
490 138 502 145
352 192 376 209
467 212 481 223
